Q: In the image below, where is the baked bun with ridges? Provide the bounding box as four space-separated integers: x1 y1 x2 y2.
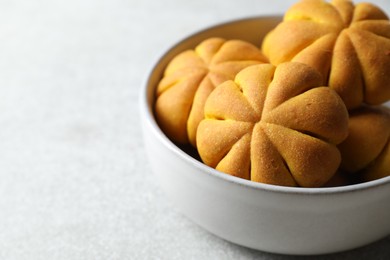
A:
197 62 349 187
338 105 390 181
155 37 268 146
262 0 390 109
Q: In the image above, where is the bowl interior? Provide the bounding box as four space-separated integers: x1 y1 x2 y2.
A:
142 15 390 194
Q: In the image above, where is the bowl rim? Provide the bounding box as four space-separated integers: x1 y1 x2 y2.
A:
140 15 390 196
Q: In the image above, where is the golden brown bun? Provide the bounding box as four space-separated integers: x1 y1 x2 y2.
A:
363 140 390 181
155 38 268 146
338 105 390 180
197 62 349 187
262 0 390 109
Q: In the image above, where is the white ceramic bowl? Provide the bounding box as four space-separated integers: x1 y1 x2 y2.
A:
140 16 390 255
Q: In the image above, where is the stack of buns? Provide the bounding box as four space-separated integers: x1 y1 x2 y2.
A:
154 0 390 187
155 38 268 147
262 0 390 109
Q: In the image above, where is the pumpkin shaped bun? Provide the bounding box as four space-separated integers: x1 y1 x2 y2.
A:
155 37 268 146
338 105 390 181
197 62 349 187
262 0 390 109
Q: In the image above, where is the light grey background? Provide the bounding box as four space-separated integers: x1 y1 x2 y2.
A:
0 0 389 259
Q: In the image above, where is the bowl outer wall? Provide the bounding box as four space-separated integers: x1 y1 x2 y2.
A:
140 16 390 255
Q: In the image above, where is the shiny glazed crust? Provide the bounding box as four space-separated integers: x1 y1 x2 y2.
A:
197 62 349 187
155 38 268 146
262 0 390 109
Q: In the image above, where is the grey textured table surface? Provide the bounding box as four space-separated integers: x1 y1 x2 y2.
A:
0 0 389 259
